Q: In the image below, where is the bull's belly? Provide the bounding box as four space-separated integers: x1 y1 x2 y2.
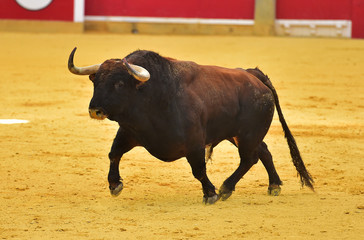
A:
204 104 274 146
143 133 233 162
143 143 188 162
205 119 239 144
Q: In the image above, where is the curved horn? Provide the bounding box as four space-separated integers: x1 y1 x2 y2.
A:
68 47 100 75
122 58 150 82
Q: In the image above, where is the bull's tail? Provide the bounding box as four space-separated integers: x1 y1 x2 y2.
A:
247 68 314 191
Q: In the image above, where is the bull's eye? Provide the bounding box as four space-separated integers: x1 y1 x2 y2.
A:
114 81 124 90
89 74 96 82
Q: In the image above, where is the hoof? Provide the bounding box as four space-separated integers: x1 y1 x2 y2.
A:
268 184 281 196
218 185 233 201
219 191 233 201
110 182 123 197
203 194 219 205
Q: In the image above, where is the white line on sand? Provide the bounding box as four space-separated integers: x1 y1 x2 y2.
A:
0 119 29 124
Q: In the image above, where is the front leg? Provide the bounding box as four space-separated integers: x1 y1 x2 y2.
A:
108 127 137 196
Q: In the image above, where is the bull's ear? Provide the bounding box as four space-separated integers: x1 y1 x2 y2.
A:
89 74 96 82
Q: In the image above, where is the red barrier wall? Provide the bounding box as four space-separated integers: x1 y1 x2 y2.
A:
85 0 255 19
276 0 364 38
0 0 74 21
276 0 352 20
352 0 364 38
1 0 363 38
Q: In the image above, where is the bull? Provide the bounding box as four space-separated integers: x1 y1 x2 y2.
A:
68 48 314 204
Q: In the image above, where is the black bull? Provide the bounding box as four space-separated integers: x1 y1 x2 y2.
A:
68 48 314 204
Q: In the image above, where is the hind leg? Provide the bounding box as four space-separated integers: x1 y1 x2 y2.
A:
258 142 282 196
218 141 260 201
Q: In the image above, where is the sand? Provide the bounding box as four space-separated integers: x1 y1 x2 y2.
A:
0 32 363 239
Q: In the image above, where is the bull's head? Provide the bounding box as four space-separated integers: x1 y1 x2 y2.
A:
68 47 150 121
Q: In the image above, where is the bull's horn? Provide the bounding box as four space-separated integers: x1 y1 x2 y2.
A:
68 47 100 75
122 58 150 82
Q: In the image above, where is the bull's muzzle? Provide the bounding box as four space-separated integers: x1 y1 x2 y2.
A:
89 108 108 120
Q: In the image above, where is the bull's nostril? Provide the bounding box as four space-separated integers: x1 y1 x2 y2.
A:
89 108 107 120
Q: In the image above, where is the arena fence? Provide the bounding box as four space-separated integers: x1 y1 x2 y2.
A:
1 0 363 38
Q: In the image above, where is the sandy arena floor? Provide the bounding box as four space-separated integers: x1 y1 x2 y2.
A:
0 32 363 239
